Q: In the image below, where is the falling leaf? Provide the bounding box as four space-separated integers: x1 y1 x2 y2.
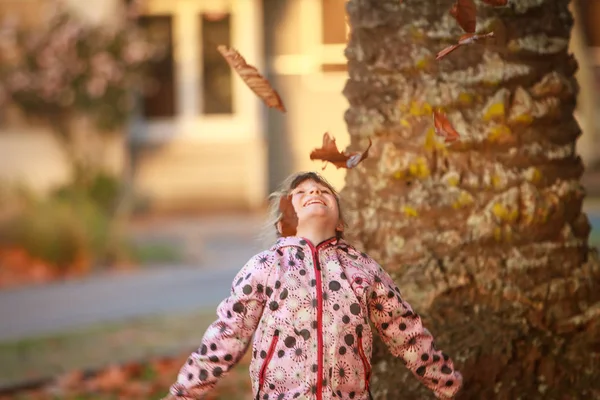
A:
449 0 477 33
433 110 461 143
436 31 494 60
217 45 286 113
309 132 372 170
278 195 298 237
481 0 508 6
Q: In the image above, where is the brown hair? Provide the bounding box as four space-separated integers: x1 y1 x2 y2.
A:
261 171 347 243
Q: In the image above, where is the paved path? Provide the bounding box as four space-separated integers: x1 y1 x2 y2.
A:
0 210 598 343
0 234 264 342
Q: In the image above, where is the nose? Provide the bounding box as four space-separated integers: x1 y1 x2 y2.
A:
309 186 321 195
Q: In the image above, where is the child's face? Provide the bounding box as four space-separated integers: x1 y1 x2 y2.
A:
289 179 340 229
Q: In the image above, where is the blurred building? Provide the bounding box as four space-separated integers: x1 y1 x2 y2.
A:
0 0 599 212
128 0 351 211
573 0 600 194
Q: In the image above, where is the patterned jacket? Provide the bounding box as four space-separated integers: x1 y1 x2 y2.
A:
169 236 463 400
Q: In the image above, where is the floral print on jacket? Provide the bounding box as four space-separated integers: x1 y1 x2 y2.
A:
169 236 463 400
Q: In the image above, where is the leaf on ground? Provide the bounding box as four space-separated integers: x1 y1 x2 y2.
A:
84 365 128 392
5 350 254 399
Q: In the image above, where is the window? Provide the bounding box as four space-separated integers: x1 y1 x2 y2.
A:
320 0 349 72
139 15 176 118
321 0 348 45
200 12 233 115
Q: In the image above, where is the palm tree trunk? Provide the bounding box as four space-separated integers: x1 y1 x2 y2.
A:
341 0 600 398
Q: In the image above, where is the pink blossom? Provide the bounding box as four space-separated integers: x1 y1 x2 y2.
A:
86 77 107 98
0 0 162 127
41 78 61 101
7 71 31 92
66 59 86 77
25 31 44 52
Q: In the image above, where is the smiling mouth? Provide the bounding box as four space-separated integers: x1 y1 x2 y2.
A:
304 199 325 207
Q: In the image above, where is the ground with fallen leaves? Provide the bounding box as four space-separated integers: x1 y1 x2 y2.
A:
0 351 252 400
0 309 253 400
0 247 87 289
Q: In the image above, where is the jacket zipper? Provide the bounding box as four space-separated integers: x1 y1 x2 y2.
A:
356 334 371 394
307 237 336 400
256 329 280 400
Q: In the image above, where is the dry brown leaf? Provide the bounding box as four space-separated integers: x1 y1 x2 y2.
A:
54 370 85 390
433 110 461 143
309 133 372 170
450 0 477 33
85 365 128 392
278 195 298 237
121 361 144 377
120 381 154 397
436 43 462 60
436 31 494 60
152 357 180 375
217 45 286 113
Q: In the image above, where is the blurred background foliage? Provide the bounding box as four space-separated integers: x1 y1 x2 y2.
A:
0 0 163 130
0 0 169 287
0 174 132 285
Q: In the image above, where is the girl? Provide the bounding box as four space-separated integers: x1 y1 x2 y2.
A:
163 171 463 400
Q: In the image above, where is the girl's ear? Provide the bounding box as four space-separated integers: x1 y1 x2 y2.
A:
276 220 283 236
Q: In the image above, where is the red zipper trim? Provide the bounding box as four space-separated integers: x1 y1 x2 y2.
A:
306 237 336 400
357 336 371 391
258 330 279 390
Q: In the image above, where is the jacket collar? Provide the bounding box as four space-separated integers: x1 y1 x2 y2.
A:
271 236 342 251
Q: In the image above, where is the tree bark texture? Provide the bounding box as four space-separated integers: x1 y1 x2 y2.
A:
340 0 600 398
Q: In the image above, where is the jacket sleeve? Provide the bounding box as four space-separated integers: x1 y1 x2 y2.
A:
366 263 463 399
169 251 274 399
